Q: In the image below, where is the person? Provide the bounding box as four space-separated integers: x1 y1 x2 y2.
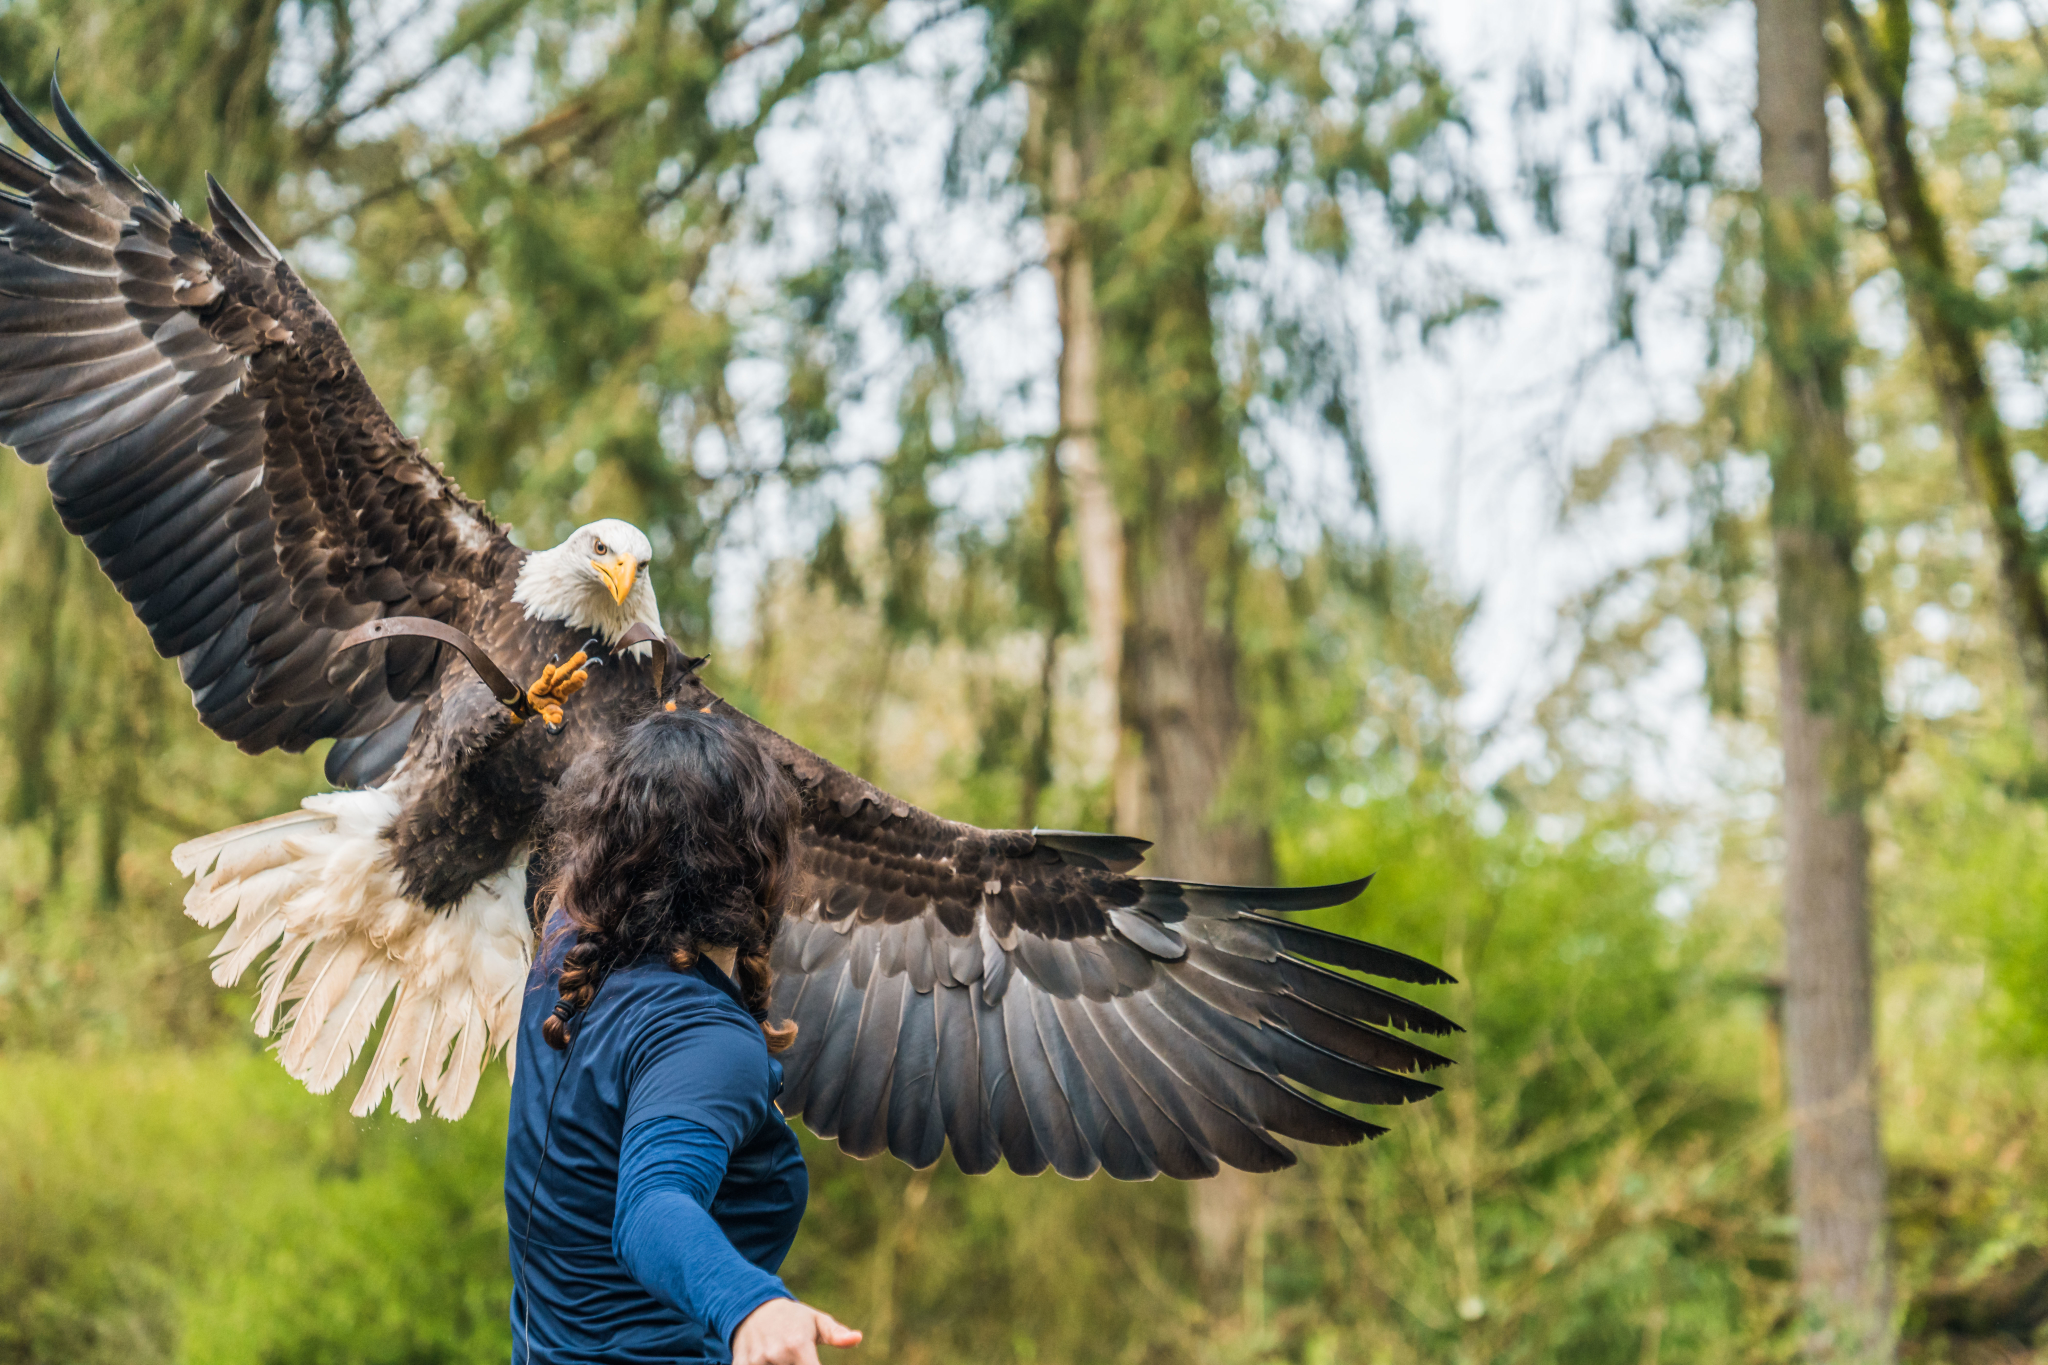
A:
504 706 862 1365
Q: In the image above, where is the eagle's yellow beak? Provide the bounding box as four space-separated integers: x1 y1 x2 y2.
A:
591 555 638 606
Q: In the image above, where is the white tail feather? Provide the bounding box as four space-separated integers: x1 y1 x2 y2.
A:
392 997 441 1122
436 1002 490 1120
171 806 328 877
173 791 532 1120
277 936 376 1062
357 987 437 1121
207 892 290 985
253 931 316 1035
293 955 398 1094
418 998 469 1109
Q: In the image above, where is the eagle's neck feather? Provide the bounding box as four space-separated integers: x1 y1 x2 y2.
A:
511 546 661 645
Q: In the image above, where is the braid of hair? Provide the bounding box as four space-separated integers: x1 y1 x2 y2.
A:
738 832 797 1054
740 946 796 1054
540 934 606 1050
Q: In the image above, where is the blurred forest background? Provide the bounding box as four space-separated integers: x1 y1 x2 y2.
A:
6 0 2048 1361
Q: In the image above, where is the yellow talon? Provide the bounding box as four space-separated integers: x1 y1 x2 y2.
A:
525 651 590 728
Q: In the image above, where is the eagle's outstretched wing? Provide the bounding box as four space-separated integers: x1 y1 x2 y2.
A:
724 709 1456 1181
0 79 518 788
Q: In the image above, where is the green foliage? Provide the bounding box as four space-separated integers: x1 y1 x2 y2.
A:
0 1050 512 1365
1271 792 1773 1365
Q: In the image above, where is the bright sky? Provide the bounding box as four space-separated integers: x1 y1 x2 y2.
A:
1362 0 1752 791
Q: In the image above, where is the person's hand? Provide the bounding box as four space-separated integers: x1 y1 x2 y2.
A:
732 1297 861 1365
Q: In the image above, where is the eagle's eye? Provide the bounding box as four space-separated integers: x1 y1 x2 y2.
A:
592 538 610 556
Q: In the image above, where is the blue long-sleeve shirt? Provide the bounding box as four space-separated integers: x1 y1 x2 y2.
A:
613 1117 790 1343
506 929 809 1365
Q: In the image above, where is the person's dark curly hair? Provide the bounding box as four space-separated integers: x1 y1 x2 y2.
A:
536 707 800 1054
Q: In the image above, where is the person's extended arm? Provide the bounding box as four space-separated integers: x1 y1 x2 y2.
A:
613 1116 789 1342
612 1117 861 1365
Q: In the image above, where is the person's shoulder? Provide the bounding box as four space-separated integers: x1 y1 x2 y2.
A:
610 959 762 1039
610 956 717 1000
612 962 777 1114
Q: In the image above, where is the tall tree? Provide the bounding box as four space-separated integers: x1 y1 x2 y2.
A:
1755 0 1892 1357
1829 0 2048 762
1013 0 1272 1272
989 0 1486 1281
1026 74 1127 815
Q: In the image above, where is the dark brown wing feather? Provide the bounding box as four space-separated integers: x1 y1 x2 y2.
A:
717 704 1459 1181
0 80 517 787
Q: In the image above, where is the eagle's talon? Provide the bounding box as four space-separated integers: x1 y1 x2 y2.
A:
525 652 589 732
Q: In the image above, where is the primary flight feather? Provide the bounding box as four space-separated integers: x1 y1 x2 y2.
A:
0 77 1456 1179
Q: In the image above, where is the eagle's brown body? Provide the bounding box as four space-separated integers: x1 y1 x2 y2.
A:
382 608 664 909
1 77 1461 1178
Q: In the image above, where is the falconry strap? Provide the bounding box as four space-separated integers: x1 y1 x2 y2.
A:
337 617 538 720
338 617 693 717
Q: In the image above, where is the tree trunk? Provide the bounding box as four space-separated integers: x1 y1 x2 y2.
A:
1018 439 1064 829
1090 116 1272 1297
1032 29 1273 1287
1830 0 2048 760
1037 92 1132 819
1757 2 1894 1359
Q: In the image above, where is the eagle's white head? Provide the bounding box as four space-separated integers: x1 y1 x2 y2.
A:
512 518 662 646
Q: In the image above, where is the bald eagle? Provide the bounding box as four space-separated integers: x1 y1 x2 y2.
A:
0 80 1456 1179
